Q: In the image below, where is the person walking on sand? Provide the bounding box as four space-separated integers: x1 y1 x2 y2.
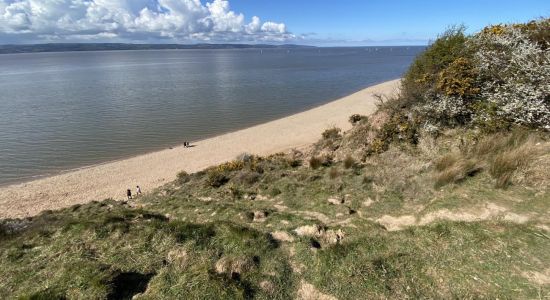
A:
127 188 132 200
136 185 142 196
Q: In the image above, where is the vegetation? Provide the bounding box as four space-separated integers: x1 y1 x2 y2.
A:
1 18 549 299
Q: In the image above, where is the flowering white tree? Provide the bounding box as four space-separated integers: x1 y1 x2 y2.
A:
473 23 550 129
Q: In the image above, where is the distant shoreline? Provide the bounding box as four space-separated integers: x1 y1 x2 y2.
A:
0 43 317 55
0 79 400 219
0 43 426 55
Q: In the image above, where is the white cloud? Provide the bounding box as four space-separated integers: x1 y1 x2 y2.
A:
0 0 294 43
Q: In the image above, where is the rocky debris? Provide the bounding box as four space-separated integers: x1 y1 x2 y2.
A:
253 210 268 222
260 280 276 294
294 224 324 237
214 257 255 277
198 196 213 202
167 248 188 269
362 197 375 207
243 194 256 201
321 229 345 246
271 231 295 242
273 204 288 211
327 196 344 205
256 194 269 201
376 215 417 231
294 225 345 247
297 280 338 300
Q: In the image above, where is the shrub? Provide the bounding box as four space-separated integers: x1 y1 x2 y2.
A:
397 18 550 130
343 155 356 169
349 114 366 125
328 167 340 179
472 20 550 129
322 127 342 140
402 25 469 105
309 156 322 169
233 171 261 186
176 171 191 184
435 57 480 98
206 169 229 188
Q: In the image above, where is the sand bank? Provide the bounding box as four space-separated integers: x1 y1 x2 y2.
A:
0 79 400 219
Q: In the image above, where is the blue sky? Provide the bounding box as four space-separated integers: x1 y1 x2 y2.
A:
228 0 550 45
0 0 548 45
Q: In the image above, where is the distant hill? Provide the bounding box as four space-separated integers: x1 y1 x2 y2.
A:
0 43 316 54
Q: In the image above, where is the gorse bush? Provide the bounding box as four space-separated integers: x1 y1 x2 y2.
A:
402 26 470 106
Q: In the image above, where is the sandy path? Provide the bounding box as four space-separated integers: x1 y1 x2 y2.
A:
0 79 400 219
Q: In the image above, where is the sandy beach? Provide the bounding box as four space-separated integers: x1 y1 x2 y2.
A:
0 79 400 219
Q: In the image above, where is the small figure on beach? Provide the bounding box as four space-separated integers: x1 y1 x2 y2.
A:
184 141 189 148
136 185 142 196
126 188 132 200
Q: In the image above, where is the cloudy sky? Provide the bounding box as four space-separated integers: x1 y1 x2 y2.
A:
0 0 548 45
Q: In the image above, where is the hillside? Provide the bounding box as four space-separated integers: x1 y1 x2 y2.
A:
1 19 549 299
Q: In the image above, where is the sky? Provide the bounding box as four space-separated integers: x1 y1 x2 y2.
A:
0 0 548 46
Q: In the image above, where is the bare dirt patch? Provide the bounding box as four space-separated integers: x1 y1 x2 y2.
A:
297 280 338 300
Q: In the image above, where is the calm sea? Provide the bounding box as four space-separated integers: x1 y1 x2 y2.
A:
0 47 424 185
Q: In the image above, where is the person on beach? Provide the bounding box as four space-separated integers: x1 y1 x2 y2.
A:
127 189 132 200
136 185 142 196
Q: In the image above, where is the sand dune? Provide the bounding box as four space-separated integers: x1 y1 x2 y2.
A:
0 79 400 219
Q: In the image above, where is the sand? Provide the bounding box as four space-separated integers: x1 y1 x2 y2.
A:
0 79 400 219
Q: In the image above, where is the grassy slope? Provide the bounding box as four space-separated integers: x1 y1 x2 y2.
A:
1 128 549 299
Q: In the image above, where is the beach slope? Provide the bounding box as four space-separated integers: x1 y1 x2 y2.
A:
0 79 399 219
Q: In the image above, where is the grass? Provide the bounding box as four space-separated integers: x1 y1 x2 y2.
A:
433 129 543 188
1 125 549 299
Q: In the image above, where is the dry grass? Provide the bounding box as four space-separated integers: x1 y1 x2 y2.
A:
489 142 540 188
434 129 545 188
328 168 340 179
309 156 323 169
343 155 355 169
435 158 482 188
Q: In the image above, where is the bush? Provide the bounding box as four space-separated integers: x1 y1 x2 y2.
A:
349 114 366 125
400 18 550 130
233 171 261 186
328 167 340 179
343 155 356 169
309 156 323 169
176 171 191 184
322 127 342 140
402 25 469 105
472 20 550 129
206 169 229 188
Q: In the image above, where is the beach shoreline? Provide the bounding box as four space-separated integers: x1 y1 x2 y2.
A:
0 79 400 219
